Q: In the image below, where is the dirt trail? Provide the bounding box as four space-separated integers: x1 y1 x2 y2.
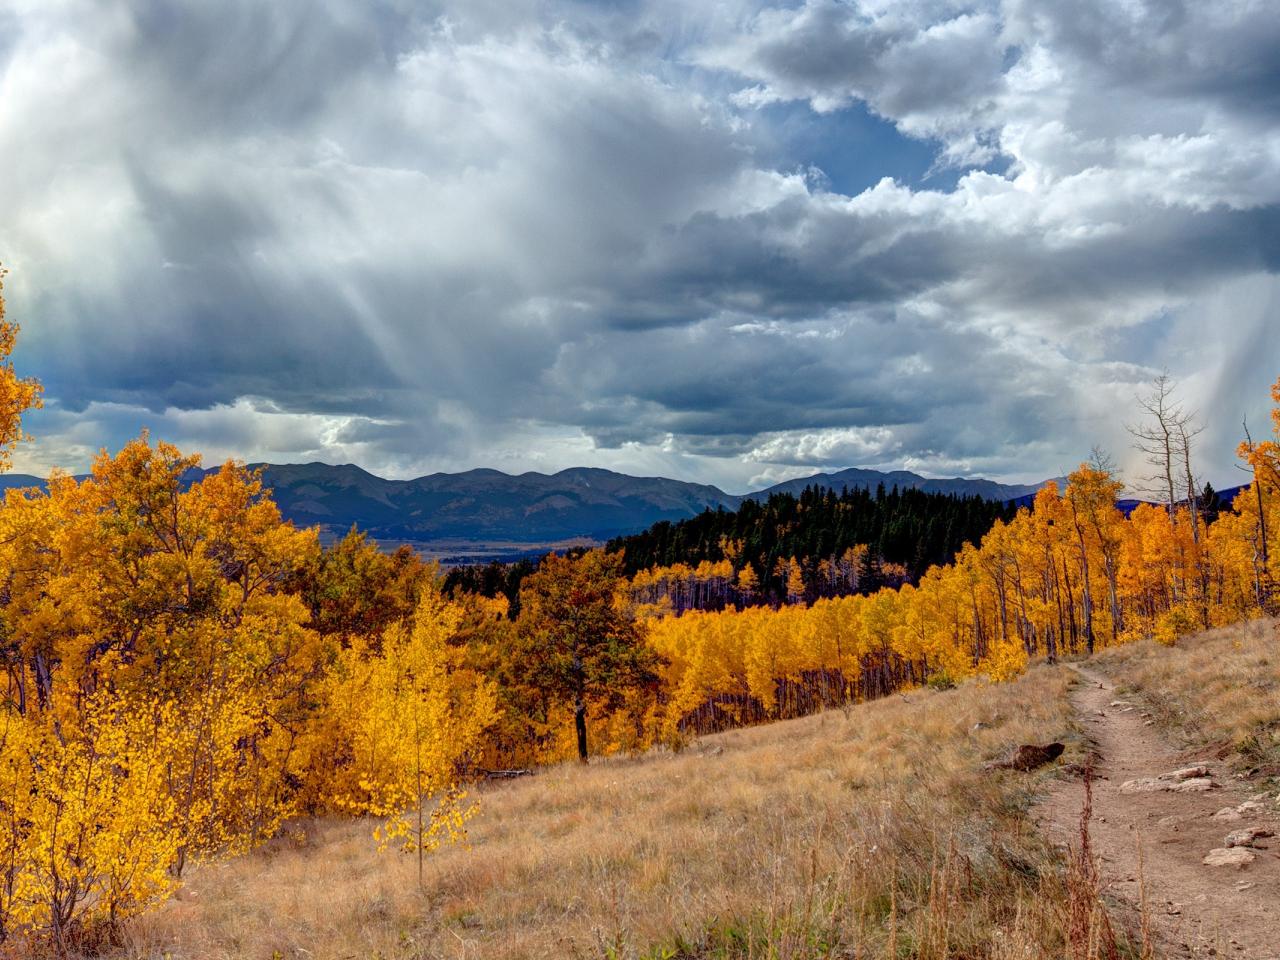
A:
1038 666 1280 957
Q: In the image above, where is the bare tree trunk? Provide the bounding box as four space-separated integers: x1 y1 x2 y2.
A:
1069 499 1095 655
1179 425 1201 543
574 694 588 763
1243 419 1272 611
415 722 425 888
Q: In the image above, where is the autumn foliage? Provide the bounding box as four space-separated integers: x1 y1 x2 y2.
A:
0 269 41 473
0 439 498 949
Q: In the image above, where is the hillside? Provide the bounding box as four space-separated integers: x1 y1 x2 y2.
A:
0 463 1053 552
252 463 738 545
109 662 1090 959
98 620 1280 959
8 386 1280 956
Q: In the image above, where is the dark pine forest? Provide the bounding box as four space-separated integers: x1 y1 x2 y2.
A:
609 484 1017 601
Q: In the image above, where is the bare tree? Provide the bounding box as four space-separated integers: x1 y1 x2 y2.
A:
1127 373 1203 522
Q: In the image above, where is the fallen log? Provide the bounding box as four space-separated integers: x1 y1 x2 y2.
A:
477 767 534 780
984 742 1065 772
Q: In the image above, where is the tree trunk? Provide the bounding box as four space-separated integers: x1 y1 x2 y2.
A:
574 695 588 763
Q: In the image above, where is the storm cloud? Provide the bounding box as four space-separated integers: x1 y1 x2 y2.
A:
1 0 1276 491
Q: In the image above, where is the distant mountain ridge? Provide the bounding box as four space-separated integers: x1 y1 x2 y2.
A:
248 463 735 543
0 462 1069 548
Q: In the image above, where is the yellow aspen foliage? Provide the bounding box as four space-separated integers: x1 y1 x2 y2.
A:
0 435 340 946
0 269 42 471
785 559 806 604
1 694 180 946
322 579 497 883
981 637 1029 682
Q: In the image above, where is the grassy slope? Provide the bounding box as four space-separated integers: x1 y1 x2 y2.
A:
113 666 1101 960
1091 618 1280 775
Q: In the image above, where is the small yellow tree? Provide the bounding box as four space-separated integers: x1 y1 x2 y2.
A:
325 581 497 885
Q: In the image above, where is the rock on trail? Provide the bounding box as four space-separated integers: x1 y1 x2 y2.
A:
1203 847 1256 869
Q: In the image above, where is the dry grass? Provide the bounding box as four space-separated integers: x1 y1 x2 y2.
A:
1091 618 1280 771
107 665 1107 960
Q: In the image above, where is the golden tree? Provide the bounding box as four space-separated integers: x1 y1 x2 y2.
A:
323 580 497 885
0 435 327 946
1237 375 1280 610
0 693 181 948
0 269 42 471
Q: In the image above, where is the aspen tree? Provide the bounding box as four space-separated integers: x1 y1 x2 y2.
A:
0 270 42 471
324 580 497 886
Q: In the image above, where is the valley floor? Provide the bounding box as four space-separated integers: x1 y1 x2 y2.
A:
107 621 1280 960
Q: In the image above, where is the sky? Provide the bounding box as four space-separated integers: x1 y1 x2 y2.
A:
1 0 1277 494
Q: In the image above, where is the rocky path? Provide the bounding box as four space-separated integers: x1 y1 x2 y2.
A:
1038 666 1280 957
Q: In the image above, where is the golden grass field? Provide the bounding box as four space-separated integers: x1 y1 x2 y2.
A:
104 662 1114 960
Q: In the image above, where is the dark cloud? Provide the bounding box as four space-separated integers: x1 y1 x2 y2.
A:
1008 0 1280 122
0 0 1276 491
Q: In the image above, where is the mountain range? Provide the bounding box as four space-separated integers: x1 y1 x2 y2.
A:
0 463 1062 556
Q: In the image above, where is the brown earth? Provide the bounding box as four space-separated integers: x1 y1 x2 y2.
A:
1038 666 1280 957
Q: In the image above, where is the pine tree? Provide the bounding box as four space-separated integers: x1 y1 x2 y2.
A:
512 551 661 761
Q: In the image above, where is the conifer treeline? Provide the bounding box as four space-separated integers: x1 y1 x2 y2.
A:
607 484 1019 606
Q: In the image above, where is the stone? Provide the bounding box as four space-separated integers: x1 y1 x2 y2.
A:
1224 827 1274 848
1122 770 1216 793
1203 847 1255 868
1212 807 1244 822
1173 777 1216 792
1236 800 1265 813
